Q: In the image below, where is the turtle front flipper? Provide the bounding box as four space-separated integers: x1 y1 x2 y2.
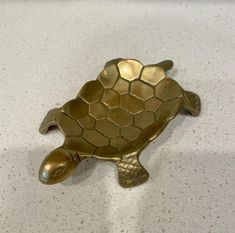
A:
39 108 59 134
183 90 201 117
116 151 149 188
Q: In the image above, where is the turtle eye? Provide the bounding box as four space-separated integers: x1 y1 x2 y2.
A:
53 167 66 177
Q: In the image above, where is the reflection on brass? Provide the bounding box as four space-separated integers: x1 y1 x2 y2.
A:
39 59 201 188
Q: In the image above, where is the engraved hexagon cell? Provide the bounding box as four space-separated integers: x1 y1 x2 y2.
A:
155 98 182 122
117 59 143 81
141 65 165 85
114 78 129 95
102 89 120 108
130 80 154 100
98 64 119 88
77 115 96 130
110 136 128 149
56 112 82 136
78 80 104 103
120 94 144 114
64 136 96 154
144 97 162 112
82 129 109 147
89 102 108 119
96 119 120 137
108 108 133 127
62 98 89 119
155 78 183 101
135 111 155 129
121 126 141 141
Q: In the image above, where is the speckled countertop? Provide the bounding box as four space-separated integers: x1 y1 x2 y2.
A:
0 1 234 233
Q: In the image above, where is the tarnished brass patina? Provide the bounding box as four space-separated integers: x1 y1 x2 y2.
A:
39 58 201 188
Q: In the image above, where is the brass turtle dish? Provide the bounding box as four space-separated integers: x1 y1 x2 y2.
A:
39 58 201 188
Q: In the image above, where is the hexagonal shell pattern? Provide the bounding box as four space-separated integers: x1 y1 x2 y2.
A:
130 80 154 100
77 115 96 130
155 98 182 121
155 78 183 101
117 59 143 81
114 78 130 95
62 98 89 119
96 119 120 138
120 94 144 114
144 97 163 112
134 111 155 129
56 112 82 136
102 89 120 108
89 102 108 119
56 59 187 159
121 126 141 141
108 108 133 127
64 136 96 154
110 136 128 149
141 65 165 85
98 64 119 88
78 80 104 103
82 129 109 147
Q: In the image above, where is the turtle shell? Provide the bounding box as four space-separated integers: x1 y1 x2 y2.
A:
58 59 184 158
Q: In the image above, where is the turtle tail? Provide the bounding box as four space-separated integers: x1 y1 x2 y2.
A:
39 108 59 134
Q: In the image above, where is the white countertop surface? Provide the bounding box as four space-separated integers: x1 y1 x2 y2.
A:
0 1 234 232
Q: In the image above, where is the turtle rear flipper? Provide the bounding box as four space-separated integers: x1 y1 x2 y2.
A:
116 152 149 188
183 90 201 117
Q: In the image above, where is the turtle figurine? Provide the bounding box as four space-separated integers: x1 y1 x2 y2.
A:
39 58 201 188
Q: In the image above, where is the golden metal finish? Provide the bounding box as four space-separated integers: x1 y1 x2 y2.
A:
39 58 201 188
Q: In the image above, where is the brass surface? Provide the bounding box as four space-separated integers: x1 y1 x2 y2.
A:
39 58 201 188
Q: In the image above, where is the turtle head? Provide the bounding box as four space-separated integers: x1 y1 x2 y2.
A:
39 147 78 185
